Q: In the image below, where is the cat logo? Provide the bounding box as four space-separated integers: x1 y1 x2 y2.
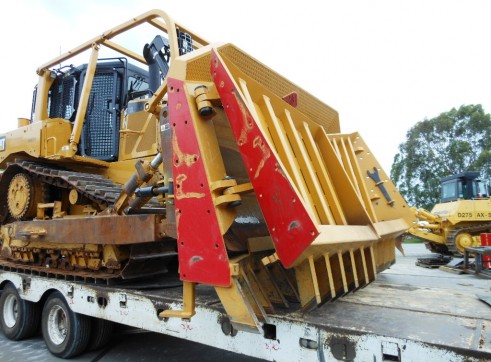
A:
0 136 5 152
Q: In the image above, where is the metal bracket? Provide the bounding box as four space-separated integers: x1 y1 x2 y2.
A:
193 84 220 119
367 167 394 206
159 281 196 319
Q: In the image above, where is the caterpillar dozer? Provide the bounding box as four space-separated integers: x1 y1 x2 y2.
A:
409 171 491 255
0 9 415 332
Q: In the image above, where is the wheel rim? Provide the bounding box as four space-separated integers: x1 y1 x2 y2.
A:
7 173 32 219
454 233 475 254
47 305 68 345
3 294 18 328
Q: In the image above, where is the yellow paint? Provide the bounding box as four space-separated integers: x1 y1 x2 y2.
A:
252 136 270 179
172 131 199 167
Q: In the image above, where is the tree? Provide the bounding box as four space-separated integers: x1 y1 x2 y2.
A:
391 104 491 210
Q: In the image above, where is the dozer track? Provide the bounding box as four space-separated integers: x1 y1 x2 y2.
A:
11 159 123 208
446 223 491 255
0 160 175 281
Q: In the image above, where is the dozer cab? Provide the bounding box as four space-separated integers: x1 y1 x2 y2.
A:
409 171 491 255
0 9 415 332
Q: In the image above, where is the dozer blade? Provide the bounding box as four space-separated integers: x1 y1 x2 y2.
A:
209 45 415 308
167 42 416 330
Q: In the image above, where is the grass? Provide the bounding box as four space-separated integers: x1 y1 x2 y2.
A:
402 236 424 244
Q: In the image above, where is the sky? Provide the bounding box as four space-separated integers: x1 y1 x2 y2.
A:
2 0 491 173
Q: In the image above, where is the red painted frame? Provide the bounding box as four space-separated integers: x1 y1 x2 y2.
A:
211 49 319 268
168 78 230 287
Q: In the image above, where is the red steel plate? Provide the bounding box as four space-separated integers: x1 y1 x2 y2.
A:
168 78 230 286
210 49 318 268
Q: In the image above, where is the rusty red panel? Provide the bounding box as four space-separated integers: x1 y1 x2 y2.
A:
168 78 230 287
12 214 166 245
210 50 319 268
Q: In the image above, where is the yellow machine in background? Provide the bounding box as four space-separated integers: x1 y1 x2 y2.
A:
0 9 415 332
409 171 491 255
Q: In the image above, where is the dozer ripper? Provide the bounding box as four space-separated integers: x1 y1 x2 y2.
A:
0 9 414 333
409 171 491 255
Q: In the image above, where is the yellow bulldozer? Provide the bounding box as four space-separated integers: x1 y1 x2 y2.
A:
0 9 414 332
409 171 491 255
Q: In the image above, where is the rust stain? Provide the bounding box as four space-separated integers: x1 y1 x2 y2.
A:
253 135 271 179
172 131 199 167
175 174 205 200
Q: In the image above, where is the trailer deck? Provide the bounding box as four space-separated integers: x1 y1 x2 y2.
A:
0 243 490 361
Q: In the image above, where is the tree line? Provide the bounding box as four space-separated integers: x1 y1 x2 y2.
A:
390 104 491 210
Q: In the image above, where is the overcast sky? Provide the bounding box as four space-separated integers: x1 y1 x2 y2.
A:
2 0 491 173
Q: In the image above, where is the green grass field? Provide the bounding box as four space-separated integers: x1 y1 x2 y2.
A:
402 236 424 244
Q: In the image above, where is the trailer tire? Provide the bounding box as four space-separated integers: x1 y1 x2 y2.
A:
42 291 92 358
0 282 40 340
88 318 114 351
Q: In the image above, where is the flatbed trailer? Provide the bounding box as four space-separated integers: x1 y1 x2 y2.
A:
0 244 490 361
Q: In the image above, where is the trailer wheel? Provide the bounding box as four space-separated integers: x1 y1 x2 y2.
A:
0 282 40 340
88 318 114 351
42 291 92 358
